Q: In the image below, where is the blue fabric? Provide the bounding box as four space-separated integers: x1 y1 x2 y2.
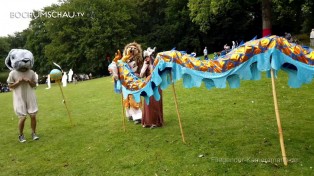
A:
115 48 314 103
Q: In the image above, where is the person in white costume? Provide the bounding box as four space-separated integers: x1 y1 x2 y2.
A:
310 29 314 47
109 42 144 124
62 72 67 87
46 74 51 89
68 69 73 82
5 49 40 143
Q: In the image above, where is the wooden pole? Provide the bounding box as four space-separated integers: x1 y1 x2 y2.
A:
57 81 74 127
121 94 126 132
114 63 127 132
270 69 288 166
170 74 186 143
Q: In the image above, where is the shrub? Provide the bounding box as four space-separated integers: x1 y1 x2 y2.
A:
0 72 9 83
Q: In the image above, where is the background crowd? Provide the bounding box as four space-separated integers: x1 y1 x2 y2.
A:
0 82 10 93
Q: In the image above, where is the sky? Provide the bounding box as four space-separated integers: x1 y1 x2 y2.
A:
0 0 61 37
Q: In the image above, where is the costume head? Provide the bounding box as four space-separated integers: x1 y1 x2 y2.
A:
123 42 143 65
143 47 156 57
5 49 34 72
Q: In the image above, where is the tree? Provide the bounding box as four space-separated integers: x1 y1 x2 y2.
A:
134 0 201 53
25 0 139 75
25 5 57 74
0 37 10 71
262 0 271 36
188 0 262 52
271 0 314 35
13 0 312 76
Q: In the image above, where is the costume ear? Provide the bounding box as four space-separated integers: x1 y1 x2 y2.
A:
5 49 16 70
30 53 34 68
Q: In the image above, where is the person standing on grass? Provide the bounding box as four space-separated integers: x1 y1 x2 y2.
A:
109 42 144 124
62 71 67 87
310 29 314 47
5 49 39 143
109 43 164 127
46 74 51 89
203 47 208 60
68 69 73 82
140 47 164 128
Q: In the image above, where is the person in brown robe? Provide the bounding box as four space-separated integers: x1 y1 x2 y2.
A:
140 47 164 128
142 88 164 128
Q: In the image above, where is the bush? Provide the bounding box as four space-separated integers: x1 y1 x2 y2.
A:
294 33 310 46
0 72 9 83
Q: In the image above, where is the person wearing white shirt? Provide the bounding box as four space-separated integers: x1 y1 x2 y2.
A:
68 69 73 82
62 72 67 87
310 29 314 47
203 47 208 60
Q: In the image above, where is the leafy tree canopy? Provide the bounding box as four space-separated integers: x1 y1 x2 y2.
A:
1 0 312 76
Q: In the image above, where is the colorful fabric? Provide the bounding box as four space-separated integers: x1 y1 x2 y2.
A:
112 35 314 103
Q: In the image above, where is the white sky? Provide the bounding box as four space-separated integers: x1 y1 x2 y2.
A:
0 0 61 37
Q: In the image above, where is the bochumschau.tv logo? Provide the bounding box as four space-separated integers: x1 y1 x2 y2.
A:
10 11 85 19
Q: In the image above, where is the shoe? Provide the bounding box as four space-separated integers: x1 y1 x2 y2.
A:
134 119 141 124
150 125 157 129
128 116 133 121
19 135 26 143
32 133 39 140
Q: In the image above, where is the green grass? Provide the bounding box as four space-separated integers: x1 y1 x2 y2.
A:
0 71 313 175
197 53 215 60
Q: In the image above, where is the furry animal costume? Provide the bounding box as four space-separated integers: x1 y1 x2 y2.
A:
6 49 38 117
108 42 144 122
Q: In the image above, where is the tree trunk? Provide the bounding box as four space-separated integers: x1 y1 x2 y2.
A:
262 0 272 37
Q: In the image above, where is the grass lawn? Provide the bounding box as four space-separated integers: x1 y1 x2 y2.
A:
0 71 313 175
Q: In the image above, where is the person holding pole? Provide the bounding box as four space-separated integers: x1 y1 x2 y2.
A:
109 42 144 125
140 47 164 128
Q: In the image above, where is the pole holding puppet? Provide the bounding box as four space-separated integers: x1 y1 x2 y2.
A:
108 50 127 131
50 62 74 127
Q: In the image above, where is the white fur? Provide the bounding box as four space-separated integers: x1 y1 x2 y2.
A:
5 49 34 71
143 47 156 57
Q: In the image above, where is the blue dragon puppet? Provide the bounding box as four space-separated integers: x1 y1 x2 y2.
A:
109 36 314 104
